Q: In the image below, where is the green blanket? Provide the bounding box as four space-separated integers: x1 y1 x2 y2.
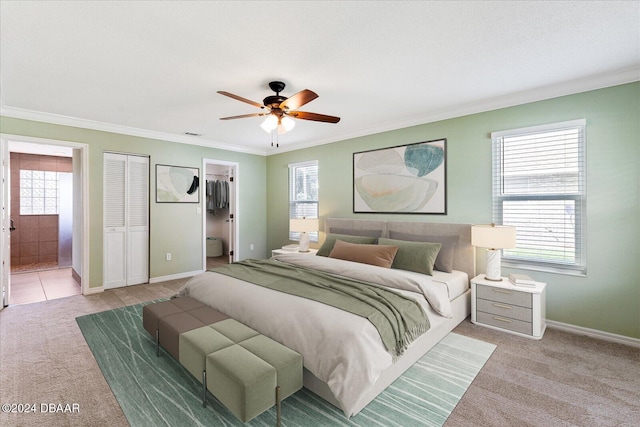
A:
212 259 429 358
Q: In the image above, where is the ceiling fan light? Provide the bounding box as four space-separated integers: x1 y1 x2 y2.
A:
279 123 292 134
281 116 295 132
260 115 278 133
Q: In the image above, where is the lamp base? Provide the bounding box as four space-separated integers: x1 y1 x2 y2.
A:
298 232 310 252
484 249 503 281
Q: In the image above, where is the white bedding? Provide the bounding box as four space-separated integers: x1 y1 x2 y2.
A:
177 253 468 417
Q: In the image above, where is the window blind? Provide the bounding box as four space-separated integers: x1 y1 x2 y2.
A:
288 160 319 242
492 119 586 273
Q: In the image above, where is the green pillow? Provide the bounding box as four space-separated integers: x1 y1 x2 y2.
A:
316 233 378 257
378 237 442 276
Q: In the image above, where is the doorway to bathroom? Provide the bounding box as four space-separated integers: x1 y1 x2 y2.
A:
202 159 238 270
1 137 88 307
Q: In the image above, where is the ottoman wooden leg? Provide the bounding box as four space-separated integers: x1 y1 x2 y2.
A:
276 385 281 427
202 370 207 408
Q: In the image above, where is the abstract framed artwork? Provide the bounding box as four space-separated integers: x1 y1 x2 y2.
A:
353 139 447 214
156 164 200 203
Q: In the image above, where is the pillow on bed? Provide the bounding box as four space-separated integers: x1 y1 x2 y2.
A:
388 232 458 273
328 240 398 268
316 233 378 257
378 237 441 276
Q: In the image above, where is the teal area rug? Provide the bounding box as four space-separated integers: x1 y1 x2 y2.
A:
77 301 495 427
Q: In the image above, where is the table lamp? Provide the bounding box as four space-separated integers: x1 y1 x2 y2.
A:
289 217 319 252
471 224 517 281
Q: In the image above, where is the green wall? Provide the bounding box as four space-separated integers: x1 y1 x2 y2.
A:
266 82 640 339
0 117 268 288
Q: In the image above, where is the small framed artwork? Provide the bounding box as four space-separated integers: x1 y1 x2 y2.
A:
156 164 200 203
353 138 447 214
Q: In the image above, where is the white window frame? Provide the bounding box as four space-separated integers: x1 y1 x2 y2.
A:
288 160 319 242
491 119 586 275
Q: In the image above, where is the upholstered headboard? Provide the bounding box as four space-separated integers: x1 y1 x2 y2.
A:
324 218 475 280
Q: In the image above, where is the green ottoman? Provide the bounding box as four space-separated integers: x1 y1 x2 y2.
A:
206 344 277 423
179 326 235 406
210 318 260 342
239 335 303 402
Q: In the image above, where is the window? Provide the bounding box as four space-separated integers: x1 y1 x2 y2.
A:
19 170 60 215
491 119 586 274
288 160 318 242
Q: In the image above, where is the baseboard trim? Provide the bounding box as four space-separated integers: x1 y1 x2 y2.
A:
84 285 104 296
546 320 640 348
149 270 203 284
72 268 82 286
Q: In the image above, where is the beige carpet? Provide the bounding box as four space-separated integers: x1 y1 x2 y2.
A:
1 278 638 427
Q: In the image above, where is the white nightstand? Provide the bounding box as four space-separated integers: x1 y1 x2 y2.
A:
271 248 318 257
471 274 546 339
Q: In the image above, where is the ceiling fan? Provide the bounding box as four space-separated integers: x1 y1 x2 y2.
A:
217 81 340 137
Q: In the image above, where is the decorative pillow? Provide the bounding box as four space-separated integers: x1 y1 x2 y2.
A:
328 240 398 268
316 233 378 257
378 237 442 276
388 232 458 273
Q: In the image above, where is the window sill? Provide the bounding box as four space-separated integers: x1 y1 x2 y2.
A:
502 260 586 278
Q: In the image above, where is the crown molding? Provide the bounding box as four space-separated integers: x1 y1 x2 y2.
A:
2 66 637 157
0 105 268 156
268 66 640 155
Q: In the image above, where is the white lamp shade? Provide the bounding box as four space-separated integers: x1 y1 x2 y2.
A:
260 115 278 133
281 116 295 132
290 218 319 233
471 224 517 250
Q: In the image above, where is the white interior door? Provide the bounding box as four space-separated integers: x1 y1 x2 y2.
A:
103 153 149 289
126 155 149 285
104 153 127 288
1 138 10 309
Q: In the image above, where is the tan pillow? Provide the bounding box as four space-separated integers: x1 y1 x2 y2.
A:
316 233 378 257
328 240 398 268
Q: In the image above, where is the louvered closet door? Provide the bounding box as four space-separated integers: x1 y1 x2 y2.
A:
126 156 149 285
103 153 149 289
104 153 127 288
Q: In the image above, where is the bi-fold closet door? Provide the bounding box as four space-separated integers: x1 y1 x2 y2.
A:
103 153 149 289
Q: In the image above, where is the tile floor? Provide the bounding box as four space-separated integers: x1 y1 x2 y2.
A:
9 267 81 305
8 255 226 306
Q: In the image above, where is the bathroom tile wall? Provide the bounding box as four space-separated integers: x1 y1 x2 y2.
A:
9 153 72 268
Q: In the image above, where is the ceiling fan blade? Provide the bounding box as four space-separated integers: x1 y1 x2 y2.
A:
219 113 267 120
288 111 341 123
279 89 318 111
217 91 265 109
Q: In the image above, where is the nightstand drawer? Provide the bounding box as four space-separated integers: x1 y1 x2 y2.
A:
476 312 533 336
476 284 532 308
476 298 532 322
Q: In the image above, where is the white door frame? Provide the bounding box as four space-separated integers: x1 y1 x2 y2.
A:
202 158 239 269
0 133 90 297
1 138 9 309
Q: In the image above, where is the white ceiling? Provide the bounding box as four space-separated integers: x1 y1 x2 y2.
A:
1 1 638 156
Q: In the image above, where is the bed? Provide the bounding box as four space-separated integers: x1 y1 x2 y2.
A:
177 219 474 418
